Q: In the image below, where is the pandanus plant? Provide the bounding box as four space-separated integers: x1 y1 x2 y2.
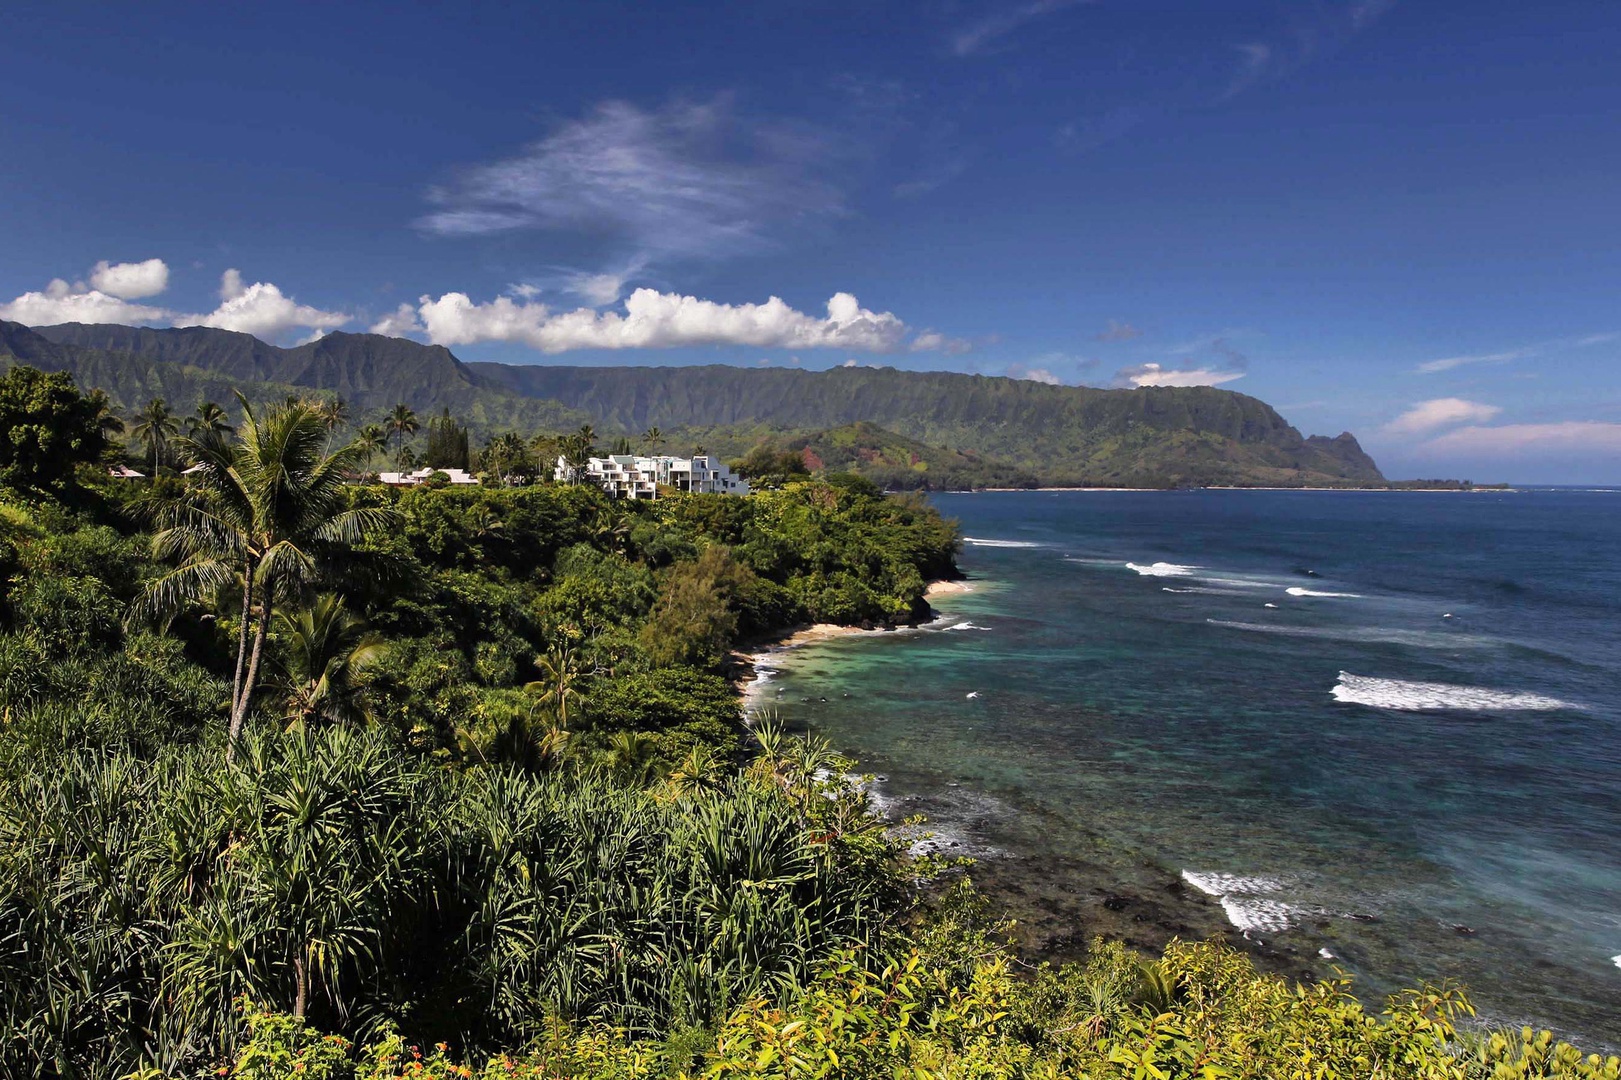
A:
133 395 396 758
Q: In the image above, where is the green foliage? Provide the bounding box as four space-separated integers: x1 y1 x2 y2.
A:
641 547 754 670
0 726 904 1076
423 407 471 471
0 365 106 490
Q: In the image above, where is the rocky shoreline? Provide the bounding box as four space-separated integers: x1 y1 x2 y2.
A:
728 578 1326 987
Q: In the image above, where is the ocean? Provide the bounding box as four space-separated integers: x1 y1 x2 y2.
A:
748 489 1621 1043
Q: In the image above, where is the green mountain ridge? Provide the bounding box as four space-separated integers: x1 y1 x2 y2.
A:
7 320 1389 487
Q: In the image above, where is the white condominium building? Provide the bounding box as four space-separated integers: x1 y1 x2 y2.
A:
556 454 751 499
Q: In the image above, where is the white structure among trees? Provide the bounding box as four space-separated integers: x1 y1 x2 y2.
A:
556 454 751 499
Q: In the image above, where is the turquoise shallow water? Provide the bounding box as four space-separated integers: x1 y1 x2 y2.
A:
753 489 1621 1043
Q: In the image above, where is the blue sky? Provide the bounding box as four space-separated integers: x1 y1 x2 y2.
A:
3 1 1619 482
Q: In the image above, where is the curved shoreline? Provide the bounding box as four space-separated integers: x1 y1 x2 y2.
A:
728 578 1329 988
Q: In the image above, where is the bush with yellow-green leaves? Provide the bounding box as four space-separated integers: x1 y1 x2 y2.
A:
211 938 1618 1080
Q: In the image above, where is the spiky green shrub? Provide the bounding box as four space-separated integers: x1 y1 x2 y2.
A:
0 727 904 1077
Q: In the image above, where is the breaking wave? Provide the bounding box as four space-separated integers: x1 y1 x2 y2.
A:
1331 672 1576 711
1181 871 1296 935
1286 587 1363 598
962 537 1044 548
944 621 993 631
1128 561 1199 577
1207 620 1494 649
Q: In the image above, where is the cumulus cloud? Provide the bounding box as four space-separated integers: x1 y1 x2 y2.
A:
1115 362 1245 388
1005 364 1064 385
1420 422 1621 456
88 258 170 299
370 302 425 338
174 270 349 338
407 288 912 354
1383 398 1503 436
910 330 972 354
418 99 846 262
0 258 179 326
0 278 172 326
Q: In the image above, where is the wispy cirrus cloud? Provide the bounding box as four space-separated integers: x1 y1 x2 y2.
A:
948 0 1092 58
1421 421 1621 457
1095 319 1142 342
417 98 848 264
1415 331 1620 374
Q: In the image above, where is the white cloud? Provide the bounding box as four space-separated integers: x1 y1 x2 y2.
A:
910 330 972 354
1383 398 1503 436
1117 363 1245 388
1005 364 1064 385
1415 349 1526 375
1420 422 1621 456
1 258 175 325
0 277 172 326
369 302 425 338
410 288 913 354
950 0 1086 57
174 270 349 339
418 99 845 261
88 258 169 299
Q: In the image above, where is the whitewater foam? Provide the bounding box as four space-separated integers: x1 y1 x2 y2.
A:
1286 586 1363 598
945 621 993 631
1180 871 1296 934
1208 620 1494 649
963 537 1043 548
1332 672 1576 711
1128 561 1198 577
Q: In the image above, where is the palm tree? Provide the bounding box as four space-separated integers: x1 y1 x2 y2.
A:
483 431 527 484
387 403 418 456
86 388 125 439
523 645 585 730
273 593 387 728
186 401 236 441
642 426 665 455
134 395 397 758
353 424 387 471
130 397 179 480
317 397 350 432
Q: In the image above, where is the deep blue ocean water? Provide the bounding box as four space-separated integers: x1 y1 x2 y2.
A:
753 489 1621 1041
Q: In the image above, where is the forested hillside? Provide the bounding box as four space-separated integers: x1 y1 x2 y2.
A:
7 320 1391 488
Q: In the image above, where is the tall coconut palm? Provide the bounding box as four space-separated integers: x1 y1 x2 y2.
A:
523 645 585 730
351 423 387 473
130 397 179 480
186 401 236 442
387 403 418 454
317 397 350 432
273 593 387 728
642 426 665 454
134 395 397 758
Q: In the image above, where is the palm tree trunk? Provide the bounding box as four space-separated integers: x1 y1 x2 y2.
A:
227 583 273 761
293 954 307 1019
231 574 253 716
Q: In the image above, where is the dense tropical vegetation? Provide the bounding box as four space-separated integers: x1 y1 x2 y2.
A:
0 366 1601 1076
